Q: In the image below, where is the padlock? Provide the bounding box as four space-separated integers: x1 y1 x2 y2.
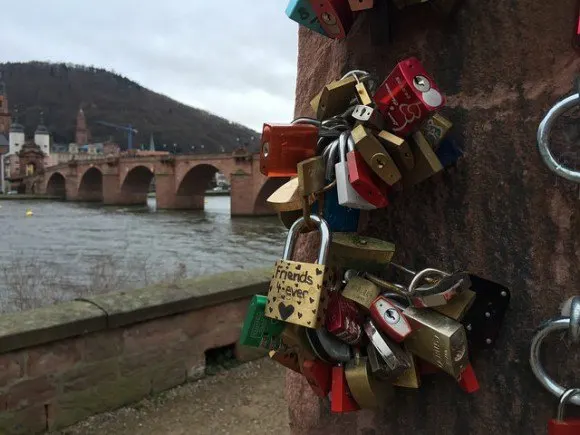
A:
355 82 373 106
310 0 354 40
391 347 421 388
342 276 381 309
402 306 469 378
420 113 453 149
457 363 480 393
326 292 363 345
346 134 390 208
373 57 445 136
265 214 331 328
302 359 333 397
268 177 315 212
409 271 471 308
401 131 443 188
363 320 411 379
260 123 318 177
280 324 318 360
377 130 415 170
298 156 326 196
311 76 358 120
269 350 302 373
331 365 360 413
369 295 412 342
240 295 286 348
351 124 402 186
305 325 352 363
435 137 464 168
433 289 476 320
348 0 374 11
330 232 395 271
345 352 393 408
285 0 328 36
352 105 385 130
548 388 580 435
462 274 511 352
335 131 377 210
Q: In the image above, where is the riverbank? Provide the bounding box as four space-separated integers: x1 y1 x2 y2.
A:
146 191 230 198
0 194 63 200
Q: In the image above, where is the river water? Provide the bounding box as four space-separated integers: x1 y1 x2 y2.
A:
0 196 286 310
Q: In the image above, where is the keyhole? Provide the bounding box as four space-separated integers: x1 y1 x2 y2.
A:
376 159 385 169
384 308 400 324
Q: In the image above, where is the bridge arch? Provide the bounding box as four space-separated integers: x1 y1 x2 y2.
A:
253 177 289 215
174 163 223 210
45 172 66 198
120 165 155 205
78 167 103 202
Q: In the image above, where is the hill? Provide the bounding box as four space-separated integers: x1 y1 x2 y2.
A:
0 62 260 153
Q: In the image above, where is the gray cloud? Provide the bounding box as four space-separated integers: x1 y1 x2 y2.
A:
3 0 299 130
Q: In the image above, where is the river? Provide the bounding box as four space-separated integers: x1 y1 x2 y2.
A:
0 196 286 311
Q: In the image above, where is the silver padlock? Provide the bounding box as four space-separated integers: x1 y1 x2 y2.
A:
363 319 411 380
305 326 352 363
335 131 376 210
351 105 386 130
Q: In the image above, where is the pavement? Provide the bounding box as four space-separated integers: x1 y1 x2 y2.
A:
56 358 289 435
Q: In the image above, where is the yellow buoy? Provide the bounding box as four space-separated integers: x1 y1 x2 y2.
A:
25 209 33 217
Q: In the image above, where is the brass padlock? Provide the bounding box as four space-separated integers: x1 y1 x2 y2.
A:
432 289 477 320
420 114 453 149
355 82 373 106
377 130 415 170
330 233 396 271
363 319 411 380
351 124 402 186
269 350 302 373
345 352 393 408
268 177 313 212
401 131 443 188
391 347 421 389
402 307 469 378
311 76 358 120
265 214 331 329
342 276 381 309
297 156 326 196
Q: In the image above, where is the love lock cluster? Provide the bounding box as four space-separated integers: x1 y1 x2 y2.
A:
241 58 511 412
285 0 460 40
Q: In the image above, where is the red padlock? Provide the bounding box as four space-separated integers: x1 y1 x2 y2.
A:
309 0 353 40
549 388 580 435
259 123 318 177
346 137 390 208
302 359 332 397
331 365 360 413
457 363 480 393
369 296 412 342
326 292 363 345
373 57 445 136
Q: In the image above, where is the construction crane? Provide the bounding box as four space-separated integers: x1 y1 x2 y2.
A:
96 121 138 150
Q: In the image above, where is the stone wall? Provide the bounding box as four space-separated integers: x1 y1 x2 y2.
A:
287 1 580 434
0 268 270 434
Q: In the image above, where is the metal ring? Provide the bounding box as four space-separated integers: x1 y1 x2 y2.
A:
536 93 580 183
570 297 580 343
408 268 449 293
530 316 580 405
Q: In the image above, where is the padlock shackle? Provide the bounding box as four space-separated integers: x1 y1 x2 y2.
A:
283 214 331 265
557 388 580 420
537 92 580 182
338 131 349 164
408 268 449 294
324 139 340 181
347 133 355 153
530 316 580 406
569 297 580 343
341 69 371 81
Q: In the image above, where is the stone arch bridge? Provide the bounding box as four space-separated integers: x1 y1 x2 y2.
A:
28 154 285 216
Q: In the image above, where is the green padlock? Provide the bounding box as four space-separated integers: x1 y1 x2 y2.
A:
240 295 286 349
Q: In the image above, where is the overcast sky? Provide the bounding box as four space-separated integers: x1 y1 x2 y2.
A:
3 0 299 132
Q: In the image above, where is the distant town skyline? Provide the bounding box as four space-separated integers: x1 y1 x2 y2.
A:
3 0 298 132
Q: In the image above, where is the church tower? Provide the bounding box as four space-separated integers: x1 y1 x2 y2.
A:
34 111 51 155
75 106 90 145
0 72 11 135
9 110 25 155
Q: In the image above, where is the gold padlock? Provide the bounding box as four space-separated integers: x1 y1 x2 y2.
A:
297 156 325 196
355 82 373 106
403 307 469 378
311 76 358 120
345 352 393 408
432 289 476 321
265 215 331 329
351 124 402 186
377 130 415 170
330 232 396 271
420 114 453 149
268 178 313 212
401 131 443 188
342 276 381 309
391 347 421 389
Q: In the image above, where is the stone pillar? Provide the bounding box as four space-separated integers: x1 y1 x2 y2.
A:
287 1 580 434
64 176 79 201
102 173 122 205
230 172 253 216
